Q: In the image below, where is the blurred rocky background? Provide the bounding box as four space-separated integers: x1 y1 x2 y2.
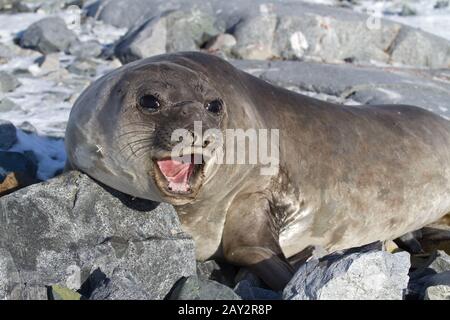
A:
0 0 450 300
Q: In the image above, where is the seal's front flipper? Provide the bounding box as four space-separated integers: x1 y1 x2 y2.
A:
225 246 294 291
222 193 294 291
394 231 424 254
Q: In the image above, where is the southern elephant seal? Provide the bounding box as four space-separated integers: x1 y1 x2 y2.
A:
65 52 450 290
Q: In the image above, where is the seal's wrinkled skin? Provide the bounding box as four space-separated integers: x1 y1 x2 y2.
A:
66 52 450 290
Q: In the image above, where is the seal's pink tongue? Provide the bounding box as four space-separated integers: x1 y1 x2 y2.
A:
156 159 194 192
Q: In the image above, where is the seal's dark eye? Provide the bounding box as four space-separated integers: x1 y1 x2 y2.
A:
139 95 160 112
205 99 223 114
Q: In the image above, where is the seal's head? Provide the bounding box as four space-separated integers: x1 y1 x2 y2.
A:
65 52 257 205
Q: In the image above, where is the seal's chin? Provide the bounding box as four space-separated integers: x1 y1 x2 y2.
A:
153 154 204 200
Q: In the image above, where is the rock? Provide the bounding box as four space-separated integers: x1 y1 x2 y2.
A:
85 0 154 29
399 4 417 16
0 43 15 63
409 250 450 297
67 40 103 60
87 269 158 300
434 0 449 9
425 285 450 300
410 271 450 299
66 59 98 77
231 59 450 119
390 28 450 69
196 260 237 288
19 17 77 54
0 71 20 93
49 285 82 300
114 14 167 64
0 0 17 11
18 121 37 134
0 171 196 299
88 0 450 67
419 227 450 255
35 53 60 73
0 98 20 112
0 151 38 195
86 0 215 29
204 33 236 54
114 9 221 64
89 0 450 67
169 275 241 300
0 120 17 149
234 268 265 287
234 280 281 300
232 11 277 60
283 243 410 300
422 251 450 274
233 269 281 300
383 240 400 253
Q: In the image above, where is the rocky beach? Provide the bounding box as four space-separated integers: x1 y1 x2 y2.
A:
0 0 450 300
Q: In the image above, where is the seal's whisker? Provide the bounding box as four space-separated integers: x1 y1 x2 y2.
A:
118 138 153 155
121 122 156 129
126 144 152 161
117 130 155 138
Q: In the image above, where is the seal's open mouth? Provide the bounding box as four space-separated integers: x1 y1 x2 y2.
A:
154 154 204 195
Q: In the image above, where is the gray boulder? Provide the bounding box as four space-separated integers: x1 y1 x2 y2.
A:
204 33 236 54
0 171 196 300
409 250 450 299
114 9 222 64
0 120 17 150
0 43 15 62
85 0 215 29
0 98 20 112
0 71 20 93
88 0 450 67
66 59 98 77
0 0 17 11
67 40 103 60
19 17 78 54
169 275 241 300
416 251 450 277
390 27 450 69
234 280 281 300
411 271 450 300
283 244 410 300
232 12 278 60
425 285 450 300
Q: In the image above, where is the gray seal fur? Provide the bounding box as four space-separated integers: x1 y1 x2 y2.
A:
65 52 450 290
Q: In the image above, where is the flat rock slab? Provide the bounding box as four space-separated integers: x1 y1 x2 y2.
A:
232 59 450 119
0 171 196 300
